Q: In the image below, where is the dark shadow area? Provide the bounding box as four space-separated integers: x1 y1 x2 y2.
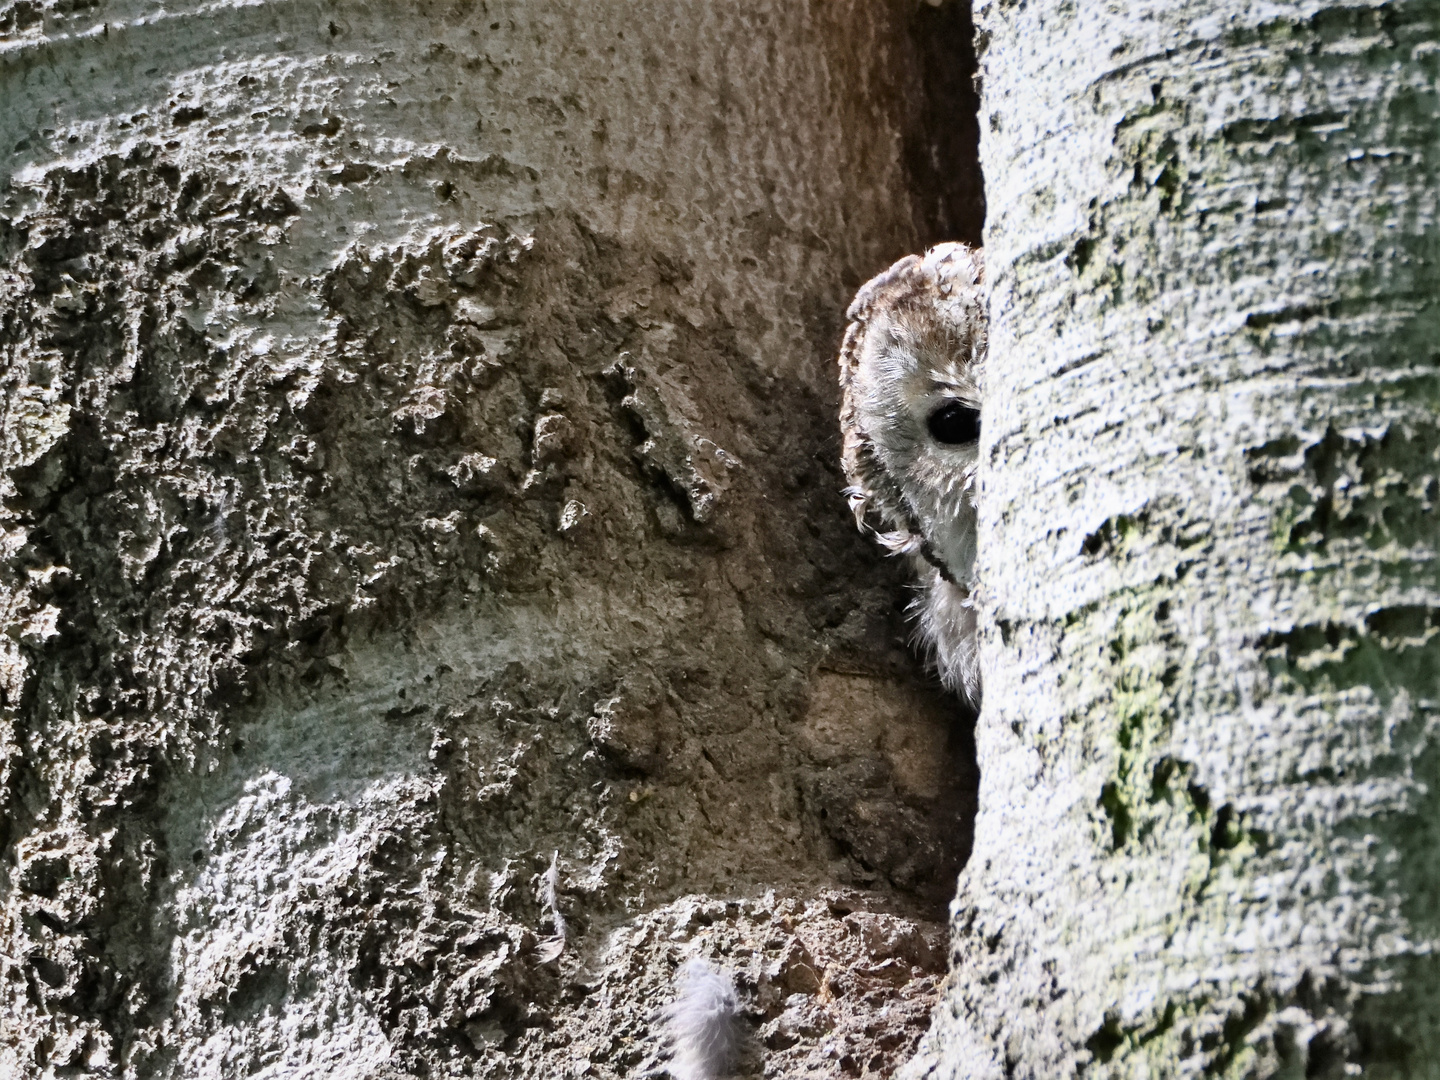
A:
905 0 985 249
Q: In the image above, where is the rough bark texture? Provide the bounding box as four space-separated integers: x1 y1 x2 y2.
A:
0 3 983 1077
906 1 1440 1078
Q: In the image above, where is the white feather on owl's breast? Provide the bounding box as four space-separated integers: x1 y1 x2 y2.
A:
837 242 986 705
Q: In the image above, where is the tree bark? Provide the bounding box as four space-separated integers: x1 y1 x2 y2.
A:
0 3 982 1077
907 1 1440 1077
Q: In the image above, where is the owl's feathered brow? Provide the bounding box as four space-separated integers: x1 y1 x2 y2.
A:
837 242 987 704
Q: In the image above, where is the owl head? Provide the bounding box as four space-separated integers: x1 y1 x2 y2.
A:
838 242 987 591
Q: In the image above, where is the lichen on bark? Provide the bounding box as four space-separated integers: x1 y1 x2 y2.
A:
905 2 1440 1077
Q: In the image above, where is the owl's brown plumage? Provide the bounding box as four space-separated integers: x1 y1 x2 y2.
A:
838 242 987 704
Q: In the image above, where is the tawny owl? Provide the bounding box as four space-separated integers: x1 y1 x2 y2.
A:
838 242 986 706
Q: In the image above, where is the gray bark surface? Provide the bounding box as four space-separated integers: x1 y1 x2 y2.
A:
907 1 1440 1078
0 3 981 1077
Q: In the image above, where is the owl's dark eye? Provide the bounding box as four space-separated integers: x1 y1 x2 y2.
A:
926 401 980 445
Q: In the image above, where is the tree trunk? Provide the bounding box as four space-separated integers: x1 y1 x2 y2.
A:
907 1 1440 1077
0 3 983 1077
